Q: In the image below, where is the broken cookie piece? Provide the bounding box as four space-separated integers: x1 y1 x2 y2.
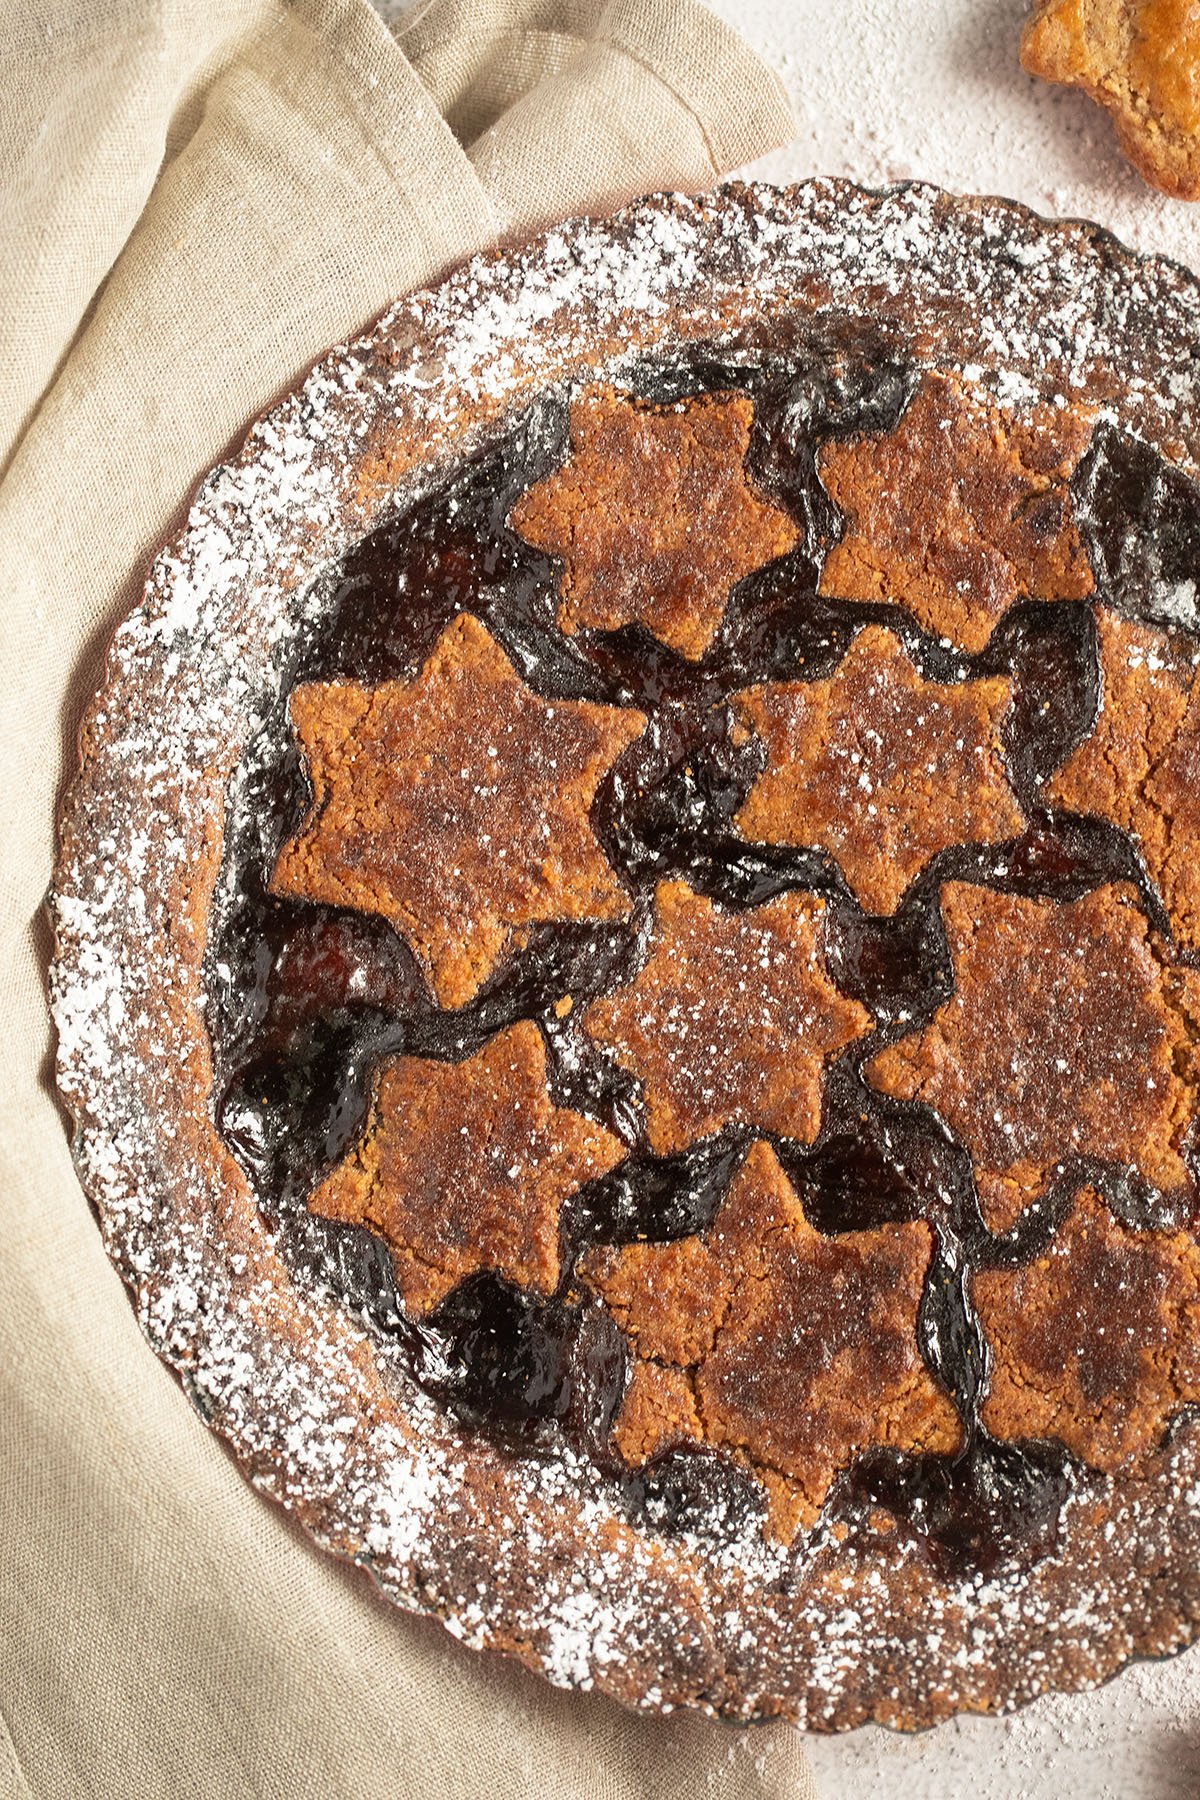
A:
1022 0 1200 199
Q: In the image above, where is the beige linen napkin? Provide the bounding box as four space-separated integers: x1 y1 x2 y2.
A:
0 1 819 1795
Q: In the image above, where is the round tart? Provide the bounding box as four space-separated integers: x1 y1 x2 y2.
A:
51 181 1200 1729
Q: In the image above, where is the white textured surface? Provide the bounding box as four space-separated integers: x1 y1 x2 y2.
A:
714 0 1200 263
704 0 1200 1791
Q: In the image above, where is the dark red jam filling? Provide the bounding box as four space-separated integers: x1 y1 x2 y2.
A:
205 327 1200 1570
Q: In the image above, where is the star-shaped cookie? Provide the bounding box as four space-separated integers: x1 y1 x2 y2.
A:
582 880 872 1155
1046 607 1200 951
818 373 1094 653
580 1140 960 1542
732 626 1025 914
866 882 1200 1232
975 1186 1200 1469
272 613 646 1009
307 1021 624 1317
508 386 800 660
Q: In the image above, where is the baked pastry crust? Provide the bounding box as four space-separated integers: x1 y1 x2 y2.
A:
272 613 645 1006
509 386 799 657
50 182 1200 1729
1047 607 1200 948
866 881 1200 1232
818 371 1094 650
1022 0 1200 199
732 627 1024 913
580 1140 961 1546
581 880 870 1153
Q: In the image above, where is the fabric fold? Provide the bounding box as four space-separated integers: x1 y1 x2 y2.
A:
400 0 794 229
0 2 809 1795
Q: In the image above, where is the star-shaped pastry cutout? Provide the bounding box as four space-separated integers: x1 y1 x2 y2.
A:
580 1140 960 1542
307 1021 624 1317
508 386 800 660
866 882 1200 1233
272 613 646 1009
975 1187 1200 1470
1046 607 1200 951
818 372 1094 653
732 626 1025 914
581 880 872 1155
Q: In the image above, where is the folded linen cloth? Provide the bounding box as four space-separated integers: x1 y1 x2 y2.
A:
0 2 817 1794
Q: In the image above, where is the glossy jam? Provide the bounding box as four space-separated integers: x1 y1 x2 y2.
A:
207 337 1200 1570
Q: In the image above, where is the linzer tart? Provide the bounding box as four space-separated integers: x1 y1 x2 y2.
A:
51 182 1200 1731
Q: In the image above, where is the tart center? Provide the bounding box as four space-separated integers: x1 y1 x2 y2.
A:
209 350 1200 1563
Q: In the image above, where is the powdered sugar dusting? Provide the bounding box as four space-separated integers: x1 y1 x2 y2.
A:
48 183 1200 1726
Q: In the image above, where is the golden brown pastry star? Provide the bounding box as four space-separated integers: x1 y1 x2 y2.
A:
818 372 1094 653
581 1140 960 1542
308 1021 624 1317
733 626 1025 914
508 385 800 660
1047 607 1200 951
582 879 871 1155
866 881 1200 1233
272 613 646 1009
975 1186 1200 1470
